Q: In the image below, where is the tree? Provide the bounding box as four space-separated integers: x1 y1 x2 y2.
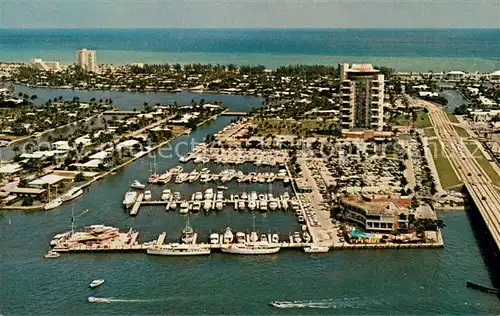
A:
74 172 85 182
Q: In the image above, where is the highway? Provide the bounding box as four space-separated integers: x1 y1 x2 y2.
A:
424 100 500 251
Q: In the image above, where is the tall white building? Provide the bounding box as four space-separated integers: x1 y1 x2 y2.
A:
76 48 97 72
339 63 385 131
29 58 61 72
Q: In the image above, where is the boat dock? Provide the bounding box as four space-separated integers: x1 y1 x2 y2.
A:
129 193 144 216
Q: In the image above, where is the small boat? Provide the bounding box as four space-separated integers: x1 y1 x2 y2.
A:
260 200 268 212
168 201 177 210
147 244 210 256
302 232 311 243
241 192 248 200
271 233 279 243
268 200 278 211
181 219 195 244
161 189 172 201
143 190 152 201
223 227 234 244
210 233 219 244
203 200 212 211
248 200 257 211
89 279 105 288
194 192 203 200
130 180 146 189
173 192 181 200
260 234 268 243
238 200 246 210
236 232 246 243
188 170 200 183
191 201 201 213
61 188 83 202
304 244 329 253
180 202 189 214
301 224 307 231
44 250 60 259
298 215 305 223
44 198 63 210
293 232 302 243
215 200 223 210
88 297 111 303
123 191 138 208
217 186 228 190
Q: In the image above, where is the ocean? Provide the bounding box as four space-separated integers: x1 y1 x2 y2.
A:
0 28 499 72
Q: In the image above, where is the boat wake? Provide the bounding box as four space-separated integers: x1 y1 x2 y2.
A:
88 296 166 303
269 298 372 309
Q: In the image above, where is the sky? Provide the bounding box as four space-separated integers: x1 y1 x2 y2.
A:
0 0 499 29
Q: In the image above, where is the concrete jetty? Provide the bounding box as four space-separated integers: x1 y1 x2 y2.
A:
129 193 144 216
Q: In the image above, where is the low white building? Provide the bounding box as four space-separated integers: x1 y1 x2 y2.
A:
52 141 72 151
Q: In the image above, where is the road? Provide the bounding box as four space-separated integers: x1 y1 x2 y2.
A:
423 100 500 250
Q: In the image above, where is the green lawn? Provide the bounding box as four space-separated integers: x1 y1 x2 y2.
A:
453 126 470 138
428 139 462 189
414 111 432 128
464 142 500 186
446 112 460 123
423 127 436 137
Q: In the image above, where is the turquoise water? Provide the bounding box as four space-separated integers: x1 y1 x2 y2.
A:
350 230 374 238
1 87 500 314
0 29 498 72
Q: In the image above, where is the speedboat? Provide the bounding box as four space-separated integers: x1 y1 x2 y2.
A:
44 198 63 211
173 192 181 200
90 279 105 288
44 250 60 259
188 170 200 183
216 191 224 200
161 189 172 201
223 227 234 244
123 191 138 208
180 201 189 214
143 190 152 201
210 233 220 244
130 180 146 189
293 232 302 243
88 297 111 303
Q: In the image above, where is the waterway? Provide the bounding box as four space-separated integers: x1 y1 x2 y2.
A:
0 88 499 314
440 89 469 113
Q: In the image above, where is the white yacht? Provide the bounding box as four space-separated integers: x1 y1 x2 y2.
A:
188 170 200 183
147 244 211 256
237 200 246 210
203 200 212 211
221 243 280 255
223 227 234 244
281 200 289 210
259 200 268 212
293 232 302 243
169 201 177 210
210 233 220 244
241 192 248 200
191 201 201 213
130 180 146 189
44 198 63 211
249 231 259 243
250 191 258 200
215 200 223 210
173 192 181 200
248 200 257 211
302 232 311 243
89 279 105 288
180 201 189 214
236 232 246 243
271 234 279 243
216 191 224 200
143 190 152 201
268 200 278 211
194 191 203 200
161 189 172 201
181 219 195 244
157 172 172 184
304 244 329 253
61 188 83 202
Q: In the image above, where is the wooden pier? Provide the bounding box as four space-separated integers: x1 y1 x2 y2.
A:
129 193 144 216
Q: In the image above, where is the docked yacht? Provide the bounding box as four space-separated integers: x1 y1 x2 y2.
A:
170 166 183 174
241 192 248 200
250 191 258 200
44 198 63 211
221 243 280 255
216 191 224 200
181 220 195 244
302 232 311 243
179 201 189 214
123 191 138 208
148 174 160 184
281 199 289 210
203 200 212 211
194 191 203 200
44 250 60 259
293 232 302 243
157 172 172 184
236 232 246 243
188 170 200 183
161 189 172 201
304 244 329 253
204 188 214 200
223 227 234 244
268 200 278 211
210 233 220 244
143 190 152 201
215 200 223 210
248 200 257 211
61 187 83 202
271 234 280 243
130 180 146 189
259 200 268 212
147 244 211 256
237 200 246 210
191 201 201 213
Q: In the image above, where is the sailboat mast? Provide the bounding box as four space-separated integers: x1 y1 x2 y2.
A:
71 206 75 236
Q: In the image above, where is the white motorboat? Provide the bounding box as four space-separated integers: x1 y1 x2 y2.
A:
123 191 138 208
223 227 234 244
88 297 112 303
191 201 201 213
188 170 200 183
44 198 63 210
194 192 203 200
271 234 279 243
44 250 60 259
281 200 289 210
248 200 257 210
147 244 211 256
268 200 278 211
217 185 228 190
241 192 248 200
301 224 307 231
157 172 172 184
221 243 280 255
130 180 146 189
170 166 183 174
293 232 302 243
90 279 105 288
161 189 172 201
143 190 152 201
203 200 212 211
61 188 83 202
250 191 258 200
304 244 329 253
260 200 268 212
282 192 289 199
181 219 195 244
169 201 177 210
216 191 223 200
173 192 181 200
215 200 223 210
237 201 246 210
302 232 311 243
260 234 268 243
249 231 259 242
210 233 220 244
236 232 246 243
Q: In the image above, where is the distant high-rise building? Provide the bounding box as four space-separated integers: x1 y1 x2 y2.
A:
339 63 385 131
76 48 97 72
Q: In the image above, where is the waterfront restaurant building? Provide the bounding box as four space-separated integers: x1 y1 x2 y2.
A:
340 195 411 232
338 63 385 131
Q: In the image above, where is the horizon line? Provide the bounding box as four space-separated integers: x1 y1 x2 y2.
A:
2 27 499 30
